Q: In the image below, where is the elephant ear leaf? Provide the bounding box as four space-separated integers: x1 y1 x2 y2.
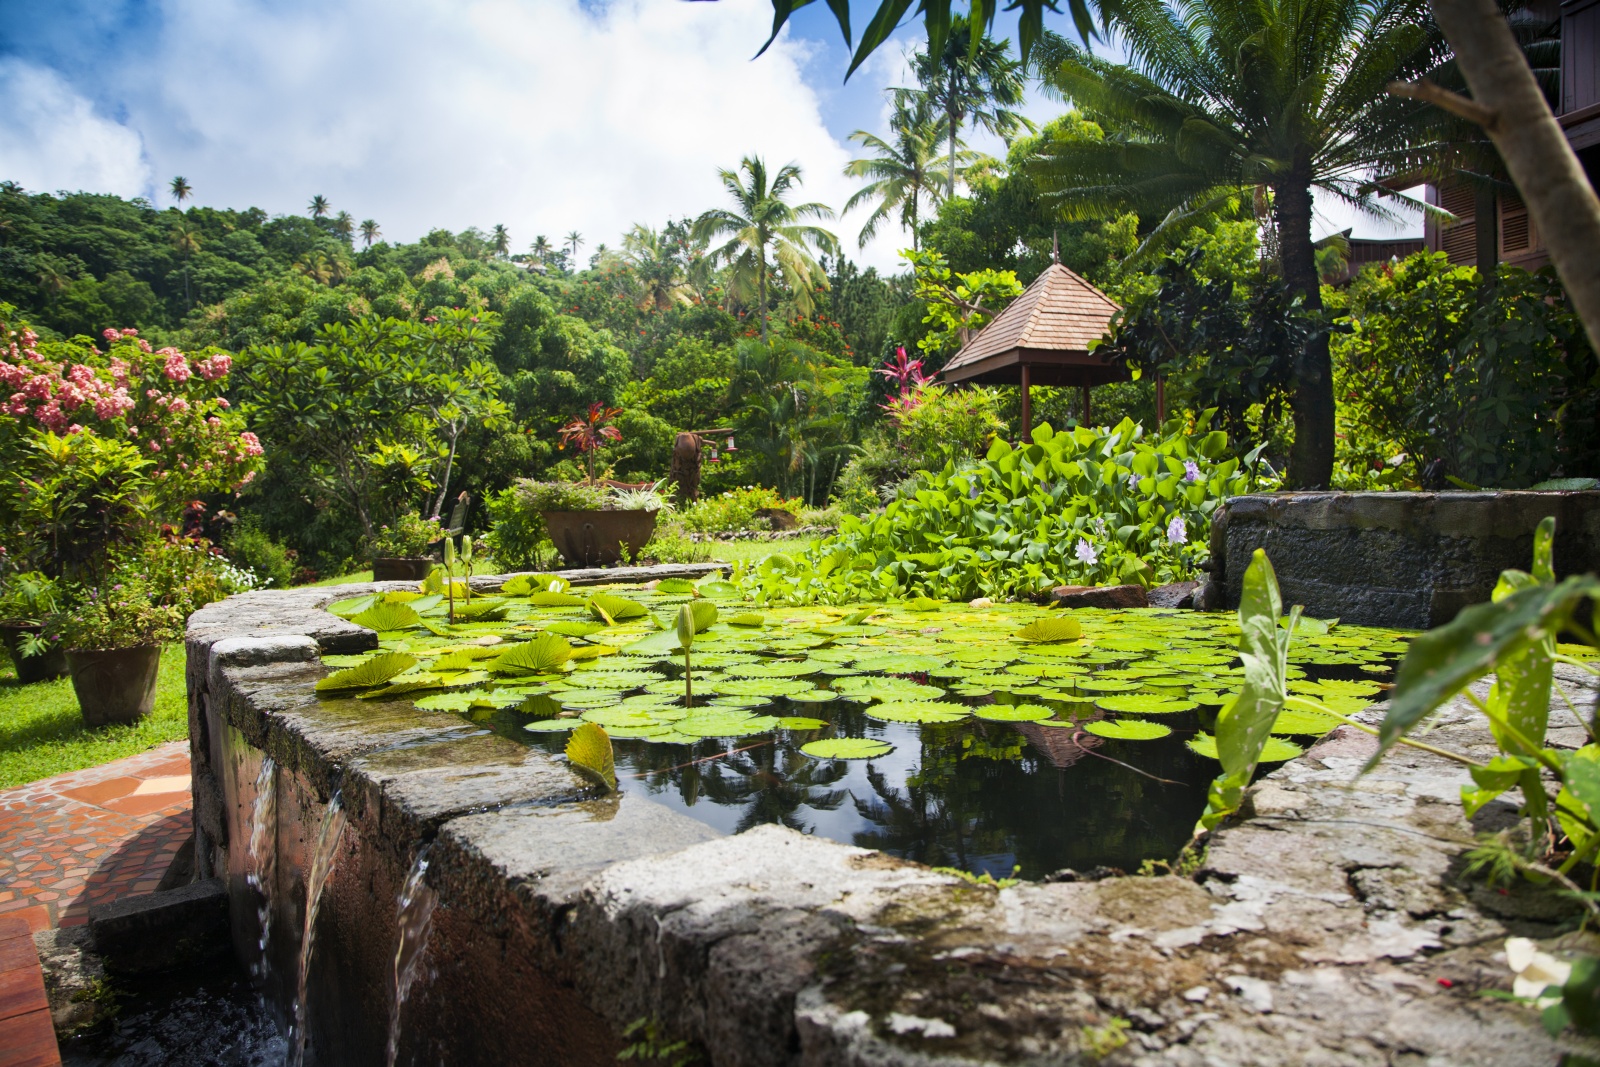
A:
566 722 616 791
350 601 422 631
316 651 418 691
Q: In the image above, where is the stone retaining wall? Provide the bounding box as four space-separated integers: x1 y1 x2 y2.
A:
185 583 1588 1066
1203 491 1600 627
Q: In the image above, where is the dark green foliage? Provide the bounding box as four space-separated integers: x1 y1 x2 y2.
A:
223 519 296 589
1332 254 1600 487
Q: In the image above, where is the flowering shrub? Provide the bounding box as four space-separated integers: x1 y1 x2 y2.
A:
678 486 801 534
0 311 263 577
737 415 1277 604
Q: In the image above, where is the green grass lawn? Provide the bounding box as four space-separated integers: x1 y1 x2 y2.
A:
704 539 816 565
308 569 373 586
0 647 189 790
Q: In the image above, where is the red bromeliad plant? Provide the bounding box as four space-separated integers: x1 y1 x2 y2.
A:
557 403 623 484
878 346 932 420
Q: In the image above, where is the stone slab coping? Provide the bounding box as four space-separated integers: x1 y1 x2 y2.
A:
184 577 1597 1065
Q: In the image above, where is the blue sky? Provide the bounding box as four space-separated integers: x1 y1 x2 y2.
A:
0 0 1418 274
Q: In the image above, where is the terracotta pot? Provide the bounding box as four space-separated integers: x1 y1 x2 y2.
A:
66 645 163 727
372 557 435 582
541 509 658 568
0 621 68 684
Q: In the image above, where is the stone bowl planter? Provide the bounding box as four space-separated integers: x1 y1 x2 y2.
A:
541 509 657 567
0 621 68 683
66 645 162 726
372 557 435 582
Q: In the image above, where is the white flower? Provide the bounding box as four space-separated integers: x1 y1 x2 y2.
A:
1075 539 1098 566
1167 515 1188 545
1506 937 1571 1006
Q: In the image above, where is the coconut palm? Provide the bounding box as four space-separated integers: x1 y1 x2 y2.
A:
1026 4 1447 487
359 219 381 248
172 222 201 307
169 176 192 206
692 156 839 342
622 224 694 310
308 194 330 219
845 91 980 249
332 211 354 242
565 231 584 264
530 235 553 265
912 17 1033 198
491 224 511 257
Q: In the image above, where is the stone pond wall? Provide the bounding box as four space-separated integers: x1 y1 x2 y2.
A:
184 581 1592 1066
1203 490 1600 628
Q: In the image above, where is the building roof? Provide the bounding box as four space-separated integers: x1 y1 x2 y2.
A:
940 263 1128 387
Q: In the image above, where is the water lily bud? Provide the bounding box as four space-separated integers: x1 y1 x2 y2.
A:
675 604 695 651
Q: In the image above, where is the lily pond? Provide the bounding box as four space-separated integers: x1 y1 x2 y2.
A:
319 576 1412 880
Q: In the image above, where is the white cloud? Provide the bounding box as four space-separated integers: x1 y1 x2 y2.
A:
9 0 913 270
0 58 150 197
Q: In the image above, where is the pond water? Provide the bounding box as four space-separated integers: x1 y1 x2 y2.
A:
320 582 1411 879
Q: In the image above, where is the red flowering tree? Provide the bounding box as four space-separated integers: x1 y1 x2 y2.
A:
0 311 263 577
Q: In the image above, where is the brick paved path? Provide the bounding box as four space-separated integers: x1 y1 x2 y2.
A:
0 743 192 930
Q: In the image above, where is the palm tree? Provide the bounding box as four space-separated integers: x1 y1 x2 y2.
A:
491 224 511 258
169 176 192 207
565 231 584 265
844 91 977 249
332 211 354 242
530 235 553 265
622 224 694 310
911 17 1033 198
359 219 381 248
308 194 330 219
172 222 202 307
1026 2 1447 488
692 156 839 342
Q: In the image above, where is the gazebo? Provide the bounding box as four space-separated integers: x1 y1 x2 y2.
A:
940 260 1127 441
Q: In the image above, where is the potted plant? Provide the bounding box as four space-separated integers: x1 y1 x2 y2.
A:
48 574 178 726
541 405 664 566
0 571 68 683
369 513 442 582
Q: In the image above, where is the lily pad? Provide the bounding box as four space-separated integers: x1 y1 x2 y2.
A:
801 737 894 760
351 602 422 631
1270 709 1343 735
867 701 969 724
972 703 1054 722
1096 694 1198 714
524 718 580 732
566 723 617 789
1015 618 1083 642
315 651 418 691
489 634 573 675
777 716 830 730
1083 719 1172 740
1187 733 1304 762
786 689 840 703
854 653 946 673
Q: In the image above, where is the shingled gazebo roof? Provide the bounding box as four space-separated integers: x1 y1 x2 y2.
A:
940 263 1127 387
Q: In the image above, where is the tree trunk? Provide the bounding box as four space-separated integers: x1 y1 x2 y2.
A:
431 428 459 520
1474 182 1498 301
758 253 769 343
1274 169 1335 489
948 100 960 199
1428 0 1600 353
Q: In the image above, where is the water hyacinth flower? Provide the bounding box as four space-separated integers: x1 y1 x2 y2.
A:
1167 515 1187 544
1505 937 1570 1008
1074 539 1098 566
1184 459 1203 482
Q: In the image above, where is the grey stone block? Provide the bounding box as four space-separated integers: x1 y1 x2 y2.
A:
88 878 229 975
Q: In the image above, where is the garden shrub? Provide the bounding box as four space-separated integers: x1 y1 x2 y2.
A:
224 519 296 588
678 486 801 534
1330 254 1600 488
738 415 1273 604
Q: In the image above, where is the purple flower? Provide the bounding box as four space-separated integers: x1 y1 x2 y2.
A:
968 485 979 499
1074 539 1098 566
1184 459 1202 482
1167 516 1188 544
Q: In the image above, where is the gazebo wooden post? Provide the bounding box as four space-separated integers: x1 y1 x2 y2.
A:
1081 384 1091 427
1020 363 1033 444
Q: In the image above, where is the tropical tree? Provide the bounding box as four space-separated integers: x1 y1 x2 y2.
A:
359 219 381 248
169 176 192 207
332 211 355 242
622 224 694 310
491 224 511 258
558 402 623 483
845 91 976 249
911 17 1033 198
530 235 553 265
692 156 839 342
308 194 330 219
171 221 201 308
565 231 584 264
1026 2 1449 488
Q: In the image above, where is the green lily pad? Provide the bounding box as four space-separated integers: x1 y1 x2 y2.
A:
351 602 423 631
854 653 946 673
524 718 581 732
787 689 840 703
1096 694 1198 714
1083 719 1172 740
971 702 1054 722
316 651 418 691
1187 733 1304 762
1016 617 1083 642
676 714 781 737
867 701 969 724
778 716 830 730
1270 709 1343 735
489 633 573 675
801 737 894 760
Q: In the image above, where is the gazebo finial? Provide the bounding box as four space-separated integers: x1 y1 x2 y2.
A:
1052 230 1060 265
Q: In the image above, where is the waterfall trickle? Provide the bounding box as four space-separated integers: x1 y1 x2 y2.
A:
385 844 440 1067
289 792 347 1067
245 757 278 983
